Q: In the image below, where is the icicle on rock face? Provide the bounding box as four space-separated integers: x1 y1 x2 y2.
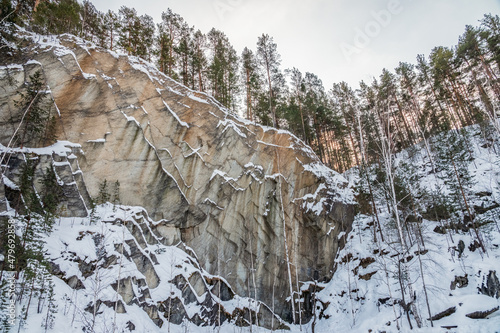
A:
0 32 355 325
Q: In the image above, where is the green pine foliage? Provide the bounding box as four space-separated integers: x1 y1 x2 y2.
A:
32 0 82 36
14 71 51 149
40 166 63 231
112 180 120 208
433 130 476 213
41 280 57 332
0 0 35 26
256 33 284 128
0 152 61 327
480 14 500 70
0 0 15 25
117 6 154 59
0 279 13 331
101 10 120 50
207 28 240 109
5 2 497 169
19 158 42 215
80 0 103 44
97 179 109 205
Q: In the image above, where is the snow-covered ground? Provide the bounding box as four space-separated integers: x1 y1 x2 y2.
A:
2 125 498 333
2 204 278 333
313 126 500 333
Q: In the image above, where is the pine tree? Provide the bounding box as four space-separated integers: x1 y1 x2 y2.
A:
433 129 485 251
287 68 308 142
378 68 415 149
241 47 261 122
0 278 13 331
457 25 500 133
117 6 139 55
303 72 328 162
0 0 17 25
415 54 451 135
480 14 500 71
112 180 120 212
97 179 110 204
101 10 120 50
175 21 193 86
80 0 102 44
430 46 475 129
256 34 283 128
330 82 361 168
32 0 82 35
395 61 438 173
7 0 35 25
14 71 50 149
41 280 57 332
190 29 207 91
157 8 183 78
40 166 63 231
17 305 27 332
136 14 155 61
207 28 239 109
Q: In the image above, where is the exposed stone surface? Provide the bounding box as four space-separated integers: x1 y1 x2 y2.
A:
0 178 7 211
0 32 355 323
0 149 89 217
450 274 468 290
478 270 500 299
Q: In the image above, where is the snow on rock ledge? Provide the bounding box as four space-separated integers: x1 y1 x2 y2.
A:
0 30 355 325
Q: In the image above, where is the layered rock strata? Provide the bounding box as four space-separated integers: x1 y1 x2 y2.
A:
0 31 355 323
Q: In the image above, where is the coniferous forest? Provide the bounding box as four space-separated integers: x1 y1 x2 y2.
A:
1 0 499 172
1 1 500 332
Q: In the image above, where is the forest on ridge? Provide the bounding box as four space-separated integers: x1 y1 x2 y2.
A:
2 0 500 172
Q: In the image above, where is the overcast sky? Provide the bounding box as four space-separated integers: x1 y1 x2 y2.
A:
93 0 500 89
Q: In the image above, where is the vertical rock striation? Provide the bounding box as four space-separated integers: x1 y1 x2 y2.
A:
0 31 355 323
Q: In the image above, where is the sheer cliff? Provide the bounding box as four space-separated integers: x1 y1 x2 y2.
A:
0 30 355 328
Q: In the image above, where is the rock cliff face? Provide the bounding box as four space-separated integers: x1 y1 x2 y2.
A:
0 31 355 325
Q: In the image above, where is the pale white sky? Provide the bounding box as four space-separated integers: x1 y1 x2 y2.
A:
92 0 500 89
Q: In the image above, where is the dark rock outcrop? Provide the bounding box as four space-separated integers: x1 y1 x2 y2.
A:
478 270 500 299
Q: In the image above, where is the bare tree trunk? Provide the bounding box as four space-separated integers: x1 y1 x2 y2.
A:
248 220 259 329
113 222 126 333
311 281 317 333
450 157 486 252
295 265 302 331
299 99 307 144
380 114 422 328
375 235 400 330
271 258 277 331
265 63 276 127
24 267 38 320
416 233 433 327
397 261 413 329
276 151 296 323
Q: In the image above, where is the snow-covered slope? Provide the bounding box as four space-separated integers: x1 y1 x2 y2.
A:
2 126 498 333
314 126 500 333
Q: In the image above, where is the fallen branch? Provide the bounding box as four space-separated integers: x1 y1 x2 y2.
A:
465 306 499 319
427 306 456 321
